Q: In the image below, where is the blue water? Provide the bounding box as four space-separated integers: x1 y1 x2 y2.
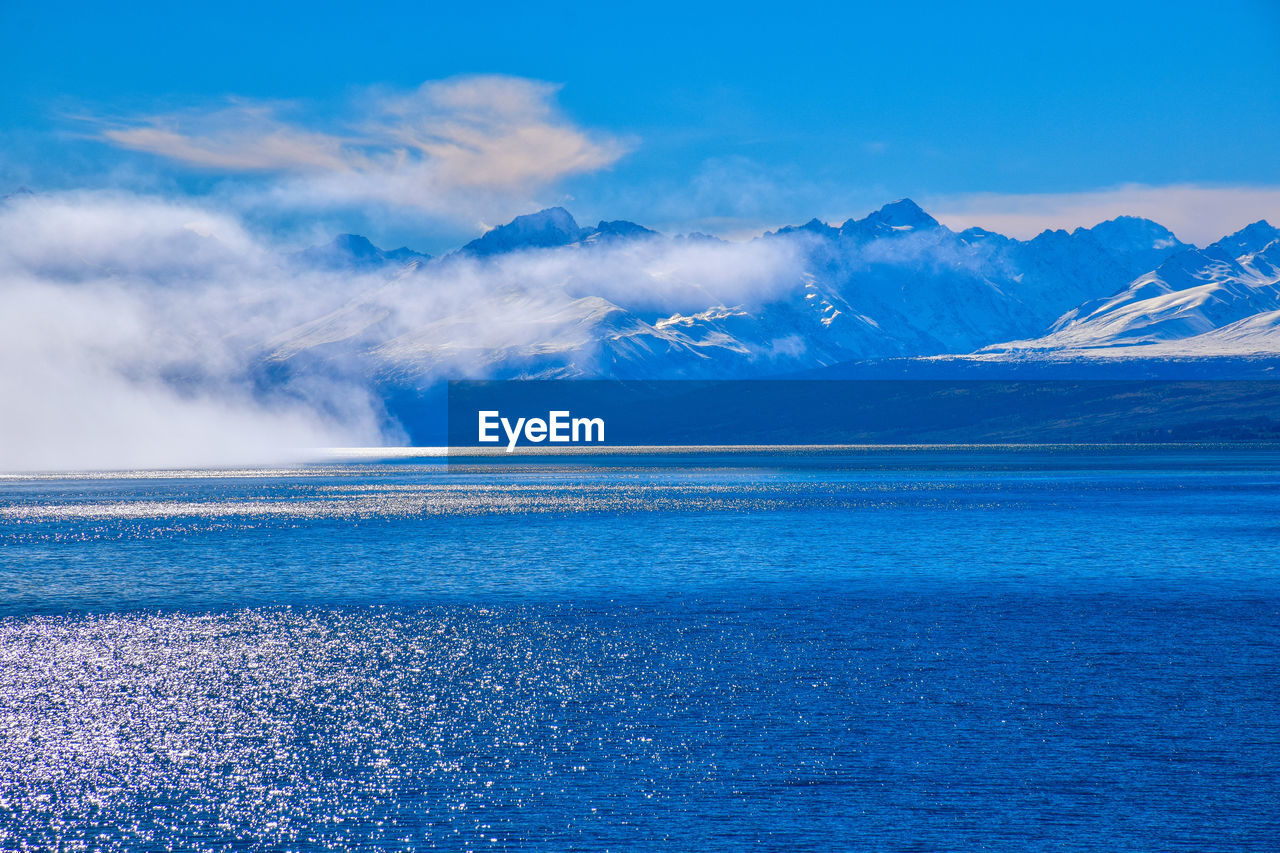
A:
1 447 1278 850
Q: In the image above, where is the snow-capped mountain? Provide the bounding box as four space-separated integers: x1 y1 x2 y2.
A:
272 201 1275 386
749 201 1192 359
456 208 659 257
981 221 1280 358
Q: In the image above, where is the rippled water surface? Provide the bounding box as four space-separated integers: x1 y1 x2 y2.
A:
1 448 1278 850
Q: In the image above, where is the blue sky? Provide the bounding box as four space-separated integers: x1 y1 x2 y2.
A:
2 0 1278 250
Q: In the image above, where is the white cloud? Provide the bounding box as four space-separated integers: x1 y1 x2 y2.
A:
929 184 1280 246
0 189 807 471
0 191 391 471
95 76 628 221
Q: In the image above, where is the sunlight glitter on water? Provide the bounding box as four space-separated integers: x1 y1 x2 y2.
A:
0 608 724 851
2 451 1279 850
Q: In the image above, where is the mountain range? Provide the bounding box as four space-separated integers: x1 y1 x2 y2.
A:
267 200 1280 388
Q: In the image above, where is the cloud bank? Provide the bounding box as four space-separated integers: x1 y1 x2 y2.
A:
0 190 805 472
0 192 393 471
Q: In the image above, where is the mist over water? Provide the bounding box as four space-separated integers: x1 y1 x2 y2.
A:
0 192 388 470
5 597 1276 852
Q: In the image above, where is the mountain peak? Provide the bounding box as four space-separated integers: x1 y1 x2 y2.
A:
1085 215 1179 243
1210 220 1280 259
331 233 378 257
461 207 586 256
296 233 429 269
518 206 579 230
840 198 940 239
1080 216 1186 261
958 226 1010 245
1 186 35 203
871 198 937 228
771 218 838 239
585 220 659 242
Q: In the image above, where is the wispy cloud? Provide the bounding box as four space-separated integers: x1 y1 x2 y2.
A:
94 76 628 221
930 184 1280 246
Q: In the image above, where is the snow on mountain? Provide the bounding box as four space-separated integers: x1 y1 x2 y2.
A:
997 217 1190 320
266 244 811 382
731 202 1191 360
458 207 587 256
838 197 940 241
581 220 660 244
982 221 1280 358
265 201 1251 386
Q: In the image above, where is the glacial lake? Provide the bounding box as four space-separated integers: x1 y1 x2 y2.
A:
1 447 1278 850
